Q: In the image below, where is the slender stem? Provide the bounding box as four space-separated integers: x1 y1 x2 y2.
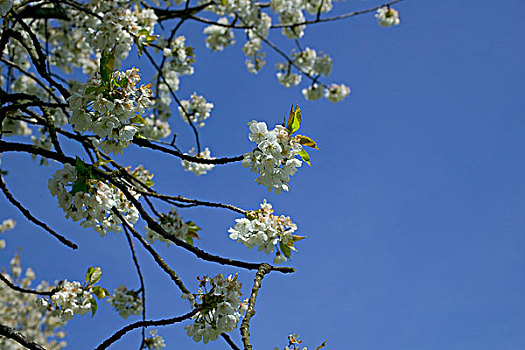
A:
240 263 272 350
94 309 198 350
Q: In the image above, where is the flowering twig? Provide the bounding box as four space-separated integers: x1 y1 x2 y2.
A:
94 309 199 350
112 208 191 295
240 263 272 350
0 273 56 296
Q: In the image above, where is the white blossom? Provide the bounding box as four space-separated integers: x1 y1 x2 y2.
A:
376 6 400 27
184 274 247 343
228 200 301 263
325 83 350 102
178 93 214 127
242 121 304 193
107 285 143 319
181 147 216 176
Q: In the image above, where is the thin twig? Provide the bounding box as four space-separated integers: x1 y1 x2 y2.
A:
122 224 147 348
93 309 198 350
0 174 78 249
0 273 56 296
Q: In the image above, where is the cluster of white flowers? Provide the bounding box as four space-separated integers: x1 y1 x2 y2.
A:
88 6 158 62
203 18 235 51
0 218 16 250
48 163 140 236
292 48 333 77
178 93 214 127
325 83 351 103
154 36 195 120
276 63 302 88
0 254 66 349
107 284 143 319
0 218 16 233
139 116 171 140
145 208 199 246
1 117 32 137
40 280 94 322
183 274 247 344
228 200 300 263
181 147 216 176
376 6 401 27
0 0 12 17
242 121 303 193
144 329 166 350
69 68 152 154
270 0 306 39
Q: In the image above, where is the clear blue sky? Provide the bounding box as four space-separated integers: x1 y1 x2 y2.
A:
1 1 524 349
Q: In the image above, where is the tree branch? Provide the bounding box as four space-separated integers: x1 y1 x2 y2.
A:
0 323 47 350
240 263 272 350
0 174 78 249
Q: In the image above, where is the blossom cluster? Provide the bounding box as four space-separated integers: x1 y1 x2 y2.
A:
183 274 247 344
178 93 214 128
242 121 303 193
107 284 143 319
0 254 66 350
40 280 94 322
48 163 140 236
228 200 301 263
145 208 200 246
68 68 152 154
144 329 166 350
376 6 401 27
181 147 216 176
154 36 196 120
0 218 16 250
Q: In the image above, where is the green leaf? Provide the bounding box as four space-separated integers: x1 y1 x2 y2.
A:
75 157 88 176
286 104 302 134
295 135 320 150
130 115 146 125
90 286 107 299
70 180 88 195
85 83 107 95
85 266 102 286
144 178 154 187
90 297 98 316
114 77 128 89
291 234 306 243
100 48 115 83
280 241 292 259
298 149 311 166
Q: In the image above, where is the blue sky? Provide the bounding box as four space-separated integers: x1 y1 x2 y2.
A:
1 1 524 349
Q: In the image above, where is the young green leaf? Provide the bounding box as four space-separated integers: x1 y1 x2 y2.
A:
90 297 98 316
290 104 301 134
295 135 320 150
90 286 107 299
280 241 292 259
298 149 311 166
85 266 102 286
100 48 115 83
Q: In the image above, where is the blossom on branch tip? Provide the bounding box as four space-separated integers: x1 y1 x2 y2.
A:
183 274 247 343
376 6 400 27
228 200 304 263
